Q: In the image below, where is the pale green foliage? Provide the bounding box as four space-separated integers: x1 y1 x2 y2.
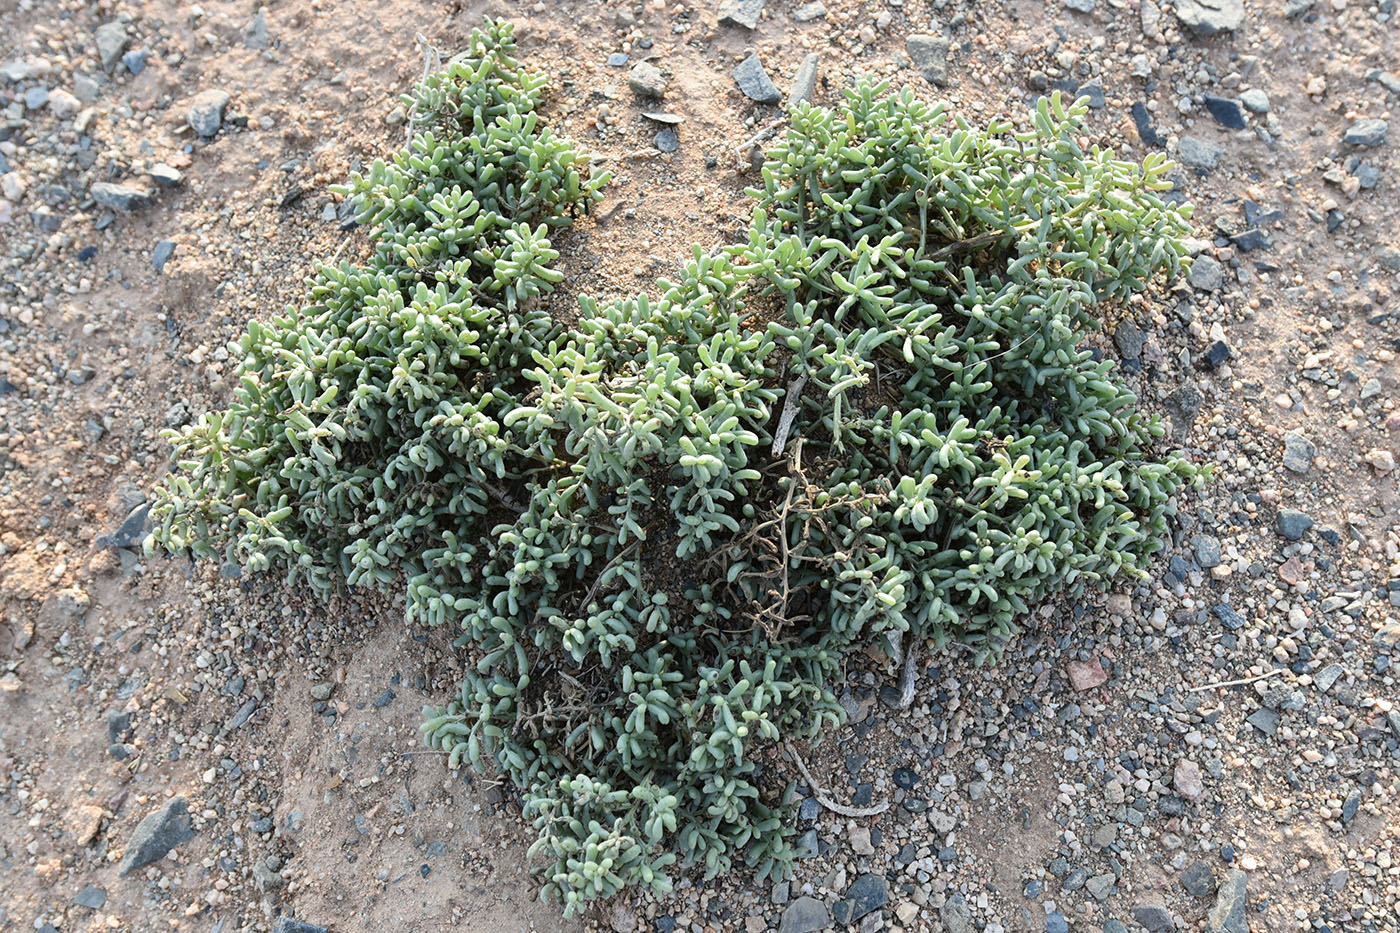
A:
148 21 1201 915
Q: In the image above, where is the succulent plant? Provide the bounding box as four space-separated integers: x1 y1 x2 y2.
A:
148 19 1201 915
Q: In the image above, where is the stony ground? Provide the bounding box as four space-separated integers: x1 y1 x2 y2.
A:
1 0 1398 932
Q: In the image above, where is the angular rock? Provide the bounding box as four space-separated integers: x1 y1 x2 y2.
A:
654 127 679 153
906 34 949 87
96 502 150 548
1206 870 1248 933
718 0 765 29
793 1 827 20
73 885 107 909
1239 88 1270 113
1204 96 1246 129
107 709 132 742
95 22 129 72
628 61 667 97
778 897 829 933
1282 431 1315 473
1213 603 1246 630
90 181 154 213
1178 136 1223 173
1067 657 1108 691
245 10 270 49
1201 339 1231 369
1246 707 1279 736
187 89 231 137
1181 860 1217 897
1175 0 1244 35
119 796 194 875
1276 509 1313 541
942 893 972 933
154 239 177 273
1164 383 1203 440
789 53 819 108
1086 873 1115 901
1344 119 1388 147
843 873 888 923
122 49 148 75
1341 788 1360 824
1131 904 1176 932
1189 255 1223 291
273 921 328 933
733 54 780 104
1077 78 1105 109
1173 759 1203 800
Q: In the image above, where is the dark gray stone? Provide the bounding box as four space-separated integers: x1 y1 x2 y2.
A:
1181 860 1217 897
1077 78 1105 109
1130 904 1175 932
73 885 107 909
1341 788 1360 824
1276 509 1313 541
1114 320 1144 360
1246 707 1280 736
153 240 176 273
1165 383 1203 440
1202 340 1232 369
1189 255 1224 291
654 127 679 153
1206 870 1247 933
906 34 949 86
733 54 780 103
717 0 765 29
942 892 972 933
1193 535 1222 568
778 897 828 933
1345 119 1388 147
272 921 328 933
792 1 826 19
107 709 131 742
119 796 194 875
1282 431 1314 473
844 873 888 923
1204 96 1245 129
90 181 154 213
188 89 231 137
789 53 819 108
1213 603 1246 630
96 502 150 548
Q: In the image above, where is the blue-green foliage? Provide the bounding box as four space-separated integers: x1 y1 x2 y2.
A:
148 20 1200 915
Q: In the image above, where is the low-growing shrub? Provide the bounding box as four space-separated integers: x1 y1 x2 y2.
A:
148 19 1201 914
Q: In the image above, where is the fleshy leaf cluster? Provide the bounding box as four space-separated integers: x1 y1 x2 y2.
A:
148 20 1200 915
